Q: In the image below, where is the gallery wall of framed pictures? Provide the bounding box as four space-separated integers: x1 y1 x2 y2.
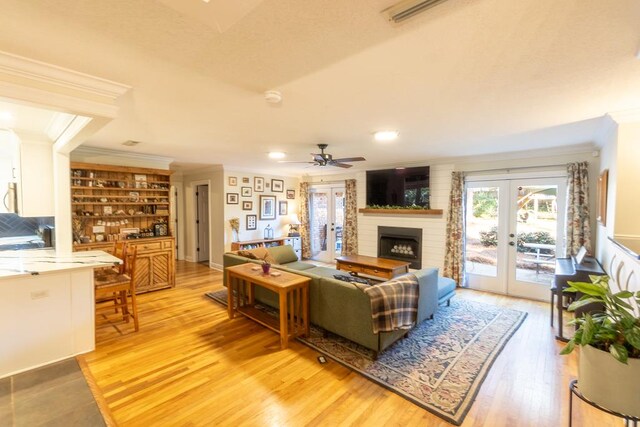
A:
223 172 300 247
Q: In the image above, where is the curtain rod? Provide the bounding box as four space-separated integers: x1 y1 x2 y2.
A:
463 163 568 175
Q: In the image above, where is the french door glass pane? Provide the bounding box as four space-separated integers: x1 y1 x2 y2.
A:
465 186 499 277
310 192 328 257
514 184 558 284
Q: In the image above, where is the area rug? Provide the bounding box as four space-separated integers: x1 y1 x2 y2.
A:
206 290 526 425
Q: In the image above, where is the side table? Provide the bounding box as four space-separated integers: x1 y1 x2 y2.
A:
569 380 639 427
226 263 310 349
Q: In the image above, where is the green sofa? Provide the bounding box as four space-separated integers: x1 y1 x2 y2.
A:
223 245 442 355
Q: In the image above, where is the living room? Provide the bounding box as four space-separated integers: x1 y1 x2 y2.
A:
1 1 639 426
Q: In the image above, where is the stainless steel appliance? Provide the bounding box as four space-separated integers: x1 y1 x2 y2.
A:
2 182 17 214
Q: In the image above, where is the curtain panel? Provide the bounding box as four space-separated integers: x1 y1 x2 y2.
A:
444 171 465 286
565 161 591 256
299 182 312 259
342 179 358 256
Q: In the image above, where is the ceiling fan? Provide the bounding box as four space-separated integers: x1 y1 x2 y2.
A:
281 144 366 168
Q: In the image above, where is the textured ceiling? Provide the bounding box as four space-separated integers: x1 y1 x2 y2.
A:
0 0 639 174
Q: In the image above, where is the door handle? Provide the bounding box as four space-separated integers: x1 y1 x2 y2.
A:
509 241 515 246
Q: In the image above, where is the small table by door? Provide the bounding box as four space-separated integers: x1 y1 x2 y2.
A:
335 254 411 280
225 263 310 349
553 257 605 341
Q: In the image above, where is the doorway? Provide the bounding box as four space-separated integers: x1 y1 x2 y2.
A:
195 184 209 263
464 175 566 301
309 185 345 263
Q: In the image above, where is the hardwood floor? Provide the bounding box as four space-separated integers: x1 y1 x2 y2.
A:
80 261 620 426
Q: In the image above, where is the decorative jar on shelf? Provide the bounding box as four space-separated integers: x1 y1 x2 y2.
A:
264 224 273 240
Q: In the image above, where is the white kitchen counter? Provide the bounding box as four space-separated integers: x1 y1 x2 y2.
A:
0 249 120 278
0 249 120 378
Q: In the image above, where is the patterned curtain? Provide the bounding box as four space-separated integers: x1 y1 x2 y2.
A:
444 171 465 287
342 179 358 256
299 182 312 259
566 162 591 256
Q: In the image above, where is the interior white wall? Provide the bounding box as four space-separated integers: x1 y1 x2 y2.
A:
181 166 224 268
223 171 300 251
595 118 639 294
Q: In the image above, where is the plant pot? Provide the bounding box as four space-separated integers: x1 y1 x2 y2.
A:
579 344 640 417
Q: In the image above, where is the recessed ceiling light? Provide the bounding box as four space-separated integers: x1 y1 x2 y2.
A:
374 130 399 142
268 152 286 159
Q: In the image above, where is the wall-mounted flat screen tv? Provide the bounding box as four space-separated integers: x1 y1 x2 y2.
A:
366 166 430 208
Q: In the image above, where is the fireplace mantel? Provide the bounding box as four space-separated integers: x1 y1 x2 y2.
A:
358 208 443 215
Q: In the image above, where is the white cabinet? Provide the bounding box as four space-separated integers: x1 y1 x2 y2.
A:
16 137 54 217
0 269 95 378
285 236 302 259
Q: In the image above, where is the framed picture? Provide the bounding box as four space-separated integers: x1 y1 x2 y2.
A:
286 189 295 199
242 177 250 184
103 206 113 215
271 179 284 192
279 200 288 216
242 201 253 211
241 187 252 197
228 176 237 186
597 169 608 226
259 195 276 220
227 193 239 204
254 177 264 192
246 214 257 230
129 191 139 202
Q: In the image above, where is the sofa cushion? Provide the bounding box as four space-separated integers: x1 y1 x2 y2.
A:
237 247 276 264
282 261 317 271
267 245 299 264
438 277 457 298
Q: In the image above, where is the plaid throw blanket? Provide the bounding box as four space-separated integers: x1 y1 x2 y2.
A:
357 273 419 334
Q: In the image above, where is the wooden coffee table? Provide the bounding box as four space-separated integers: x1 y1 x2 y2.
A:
225 263 310 349
335 254 410 280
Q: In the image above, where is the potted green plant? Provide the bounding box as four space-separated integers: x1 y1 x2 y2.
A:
560 275 640 417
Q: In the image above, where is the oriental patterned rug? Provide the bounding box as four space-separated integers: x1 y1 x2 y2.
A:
206 290 526 426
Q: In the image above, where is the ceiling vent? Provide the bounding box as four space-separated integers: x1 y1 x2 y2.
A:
382 0 449 24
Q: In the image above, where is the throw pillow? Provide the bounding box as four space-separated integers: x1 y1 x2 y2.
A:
239 247 277 265
237 250 259 260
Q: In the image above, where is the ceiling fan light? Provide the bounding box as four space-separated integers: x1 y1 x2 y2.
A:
268 151 286 159
374 130 399 142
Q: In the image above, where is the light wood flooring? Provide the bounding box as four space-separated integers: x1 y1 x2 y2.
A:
80 261 620 426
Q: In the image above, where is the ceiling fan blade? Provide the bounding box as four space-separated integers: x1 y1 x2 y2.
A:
278 160 316 164
332 157 366 162
311 153 324 162
331 162 353 169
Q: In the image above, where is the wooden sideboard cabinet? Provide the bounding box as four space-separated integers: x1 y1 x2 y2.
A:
125 237 175 293
74 237 175 293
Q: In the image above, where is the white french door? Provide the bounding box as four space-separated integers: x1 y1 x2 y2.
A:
465 175 566 301
309 185 345 263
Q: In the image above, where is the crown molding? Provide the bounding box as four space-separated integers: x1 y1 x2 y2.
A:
0 50 130 100
71 146 174 165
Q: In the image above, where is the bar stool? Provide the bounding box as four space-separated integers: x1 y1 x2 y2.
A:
94 246 139 332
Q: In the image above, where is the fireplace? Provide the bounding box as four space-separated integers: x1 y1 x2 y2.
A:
378 226 422 269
